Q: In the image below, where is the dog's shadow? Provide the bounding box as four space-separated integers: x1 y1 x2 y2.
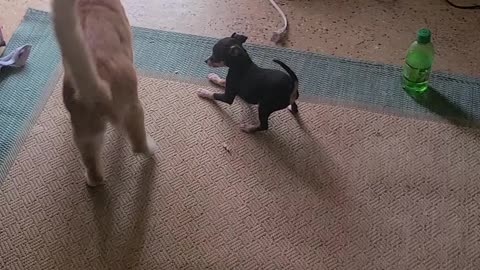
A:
254 113 341 194
87 185 113 257
201 93 341 194
88 134 157 268
119 155 157 267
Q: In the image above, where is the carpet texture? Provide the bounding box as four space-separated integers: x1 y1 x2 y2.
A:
2 9 480 183
1 75 479 269
1 8 480 270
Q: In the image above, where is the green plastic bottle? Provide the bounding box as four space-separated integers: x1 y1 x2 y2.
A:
402 28 434 93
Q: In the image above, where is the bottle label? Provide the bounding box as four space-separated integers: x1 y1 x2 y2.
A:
403 63 431 83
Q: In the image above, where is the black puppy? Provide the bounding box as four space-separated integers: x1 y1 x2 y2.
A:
198 33 299 133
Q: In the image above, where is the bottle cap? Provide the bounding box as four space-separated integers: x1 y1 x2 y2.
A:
417 28 431 44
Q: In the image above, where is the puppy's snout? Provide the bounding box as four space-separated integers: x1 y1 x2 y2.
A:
205 57 215 67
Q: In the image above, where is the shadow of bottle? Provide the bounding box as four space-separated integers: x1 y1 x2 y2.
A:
406 86 476 128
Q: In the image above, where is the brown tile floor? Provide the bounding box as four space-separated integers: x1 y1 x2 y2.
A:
1 0 479 76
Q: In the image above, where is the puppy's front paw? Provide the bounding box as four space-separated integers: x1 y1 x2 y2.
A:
240 123 260 133
207 73 221 82
207 73 226 87
197 88 214 99
207 73 220 81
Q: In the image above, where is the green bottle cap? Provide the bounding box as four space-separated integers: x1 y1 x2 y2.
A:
417 28 431 44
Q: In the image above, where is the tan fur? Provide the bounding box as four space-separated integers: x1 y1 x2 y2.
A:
52 0 157 187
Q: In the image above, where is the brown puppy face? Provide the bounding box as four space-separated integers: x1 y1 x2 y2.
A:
205 32 248 68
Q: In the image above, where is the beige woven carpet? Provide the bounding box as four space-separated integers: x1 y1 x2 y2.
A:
1 75 480 269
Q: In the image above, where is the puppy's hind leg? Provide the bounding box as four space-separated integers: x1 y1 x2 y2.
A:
124 102 158 156
241 105 273 133
287 88 299 114
287 102 298 114
74 129 106 187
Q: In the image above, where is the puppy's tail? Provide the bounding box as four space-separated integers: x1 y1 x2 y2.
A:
52 0 111 105
273 59 299 101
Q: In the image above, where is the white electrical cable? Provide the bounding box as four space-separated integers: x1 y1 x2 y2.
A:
269 0 288 44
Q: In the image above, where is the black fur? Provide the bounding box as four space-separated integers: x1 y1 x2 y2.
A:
205 33 299 132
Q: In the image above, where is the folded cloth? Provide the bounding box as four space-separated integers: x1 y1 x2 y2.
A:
0 44 32 70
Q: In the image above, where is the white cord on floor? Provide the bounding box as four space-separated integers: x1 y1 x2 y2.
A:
269 0 288 44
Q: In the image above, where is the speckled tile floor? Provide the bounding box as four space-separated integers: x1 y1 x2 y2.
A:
1 0 479 76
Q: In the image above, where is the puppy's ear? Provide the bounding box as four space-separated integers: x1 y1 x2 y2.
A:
229 45 243 57
231 33 248 43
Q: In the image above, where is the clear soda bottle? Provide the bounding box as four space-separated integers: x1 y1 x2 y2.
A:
402 28 434 93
